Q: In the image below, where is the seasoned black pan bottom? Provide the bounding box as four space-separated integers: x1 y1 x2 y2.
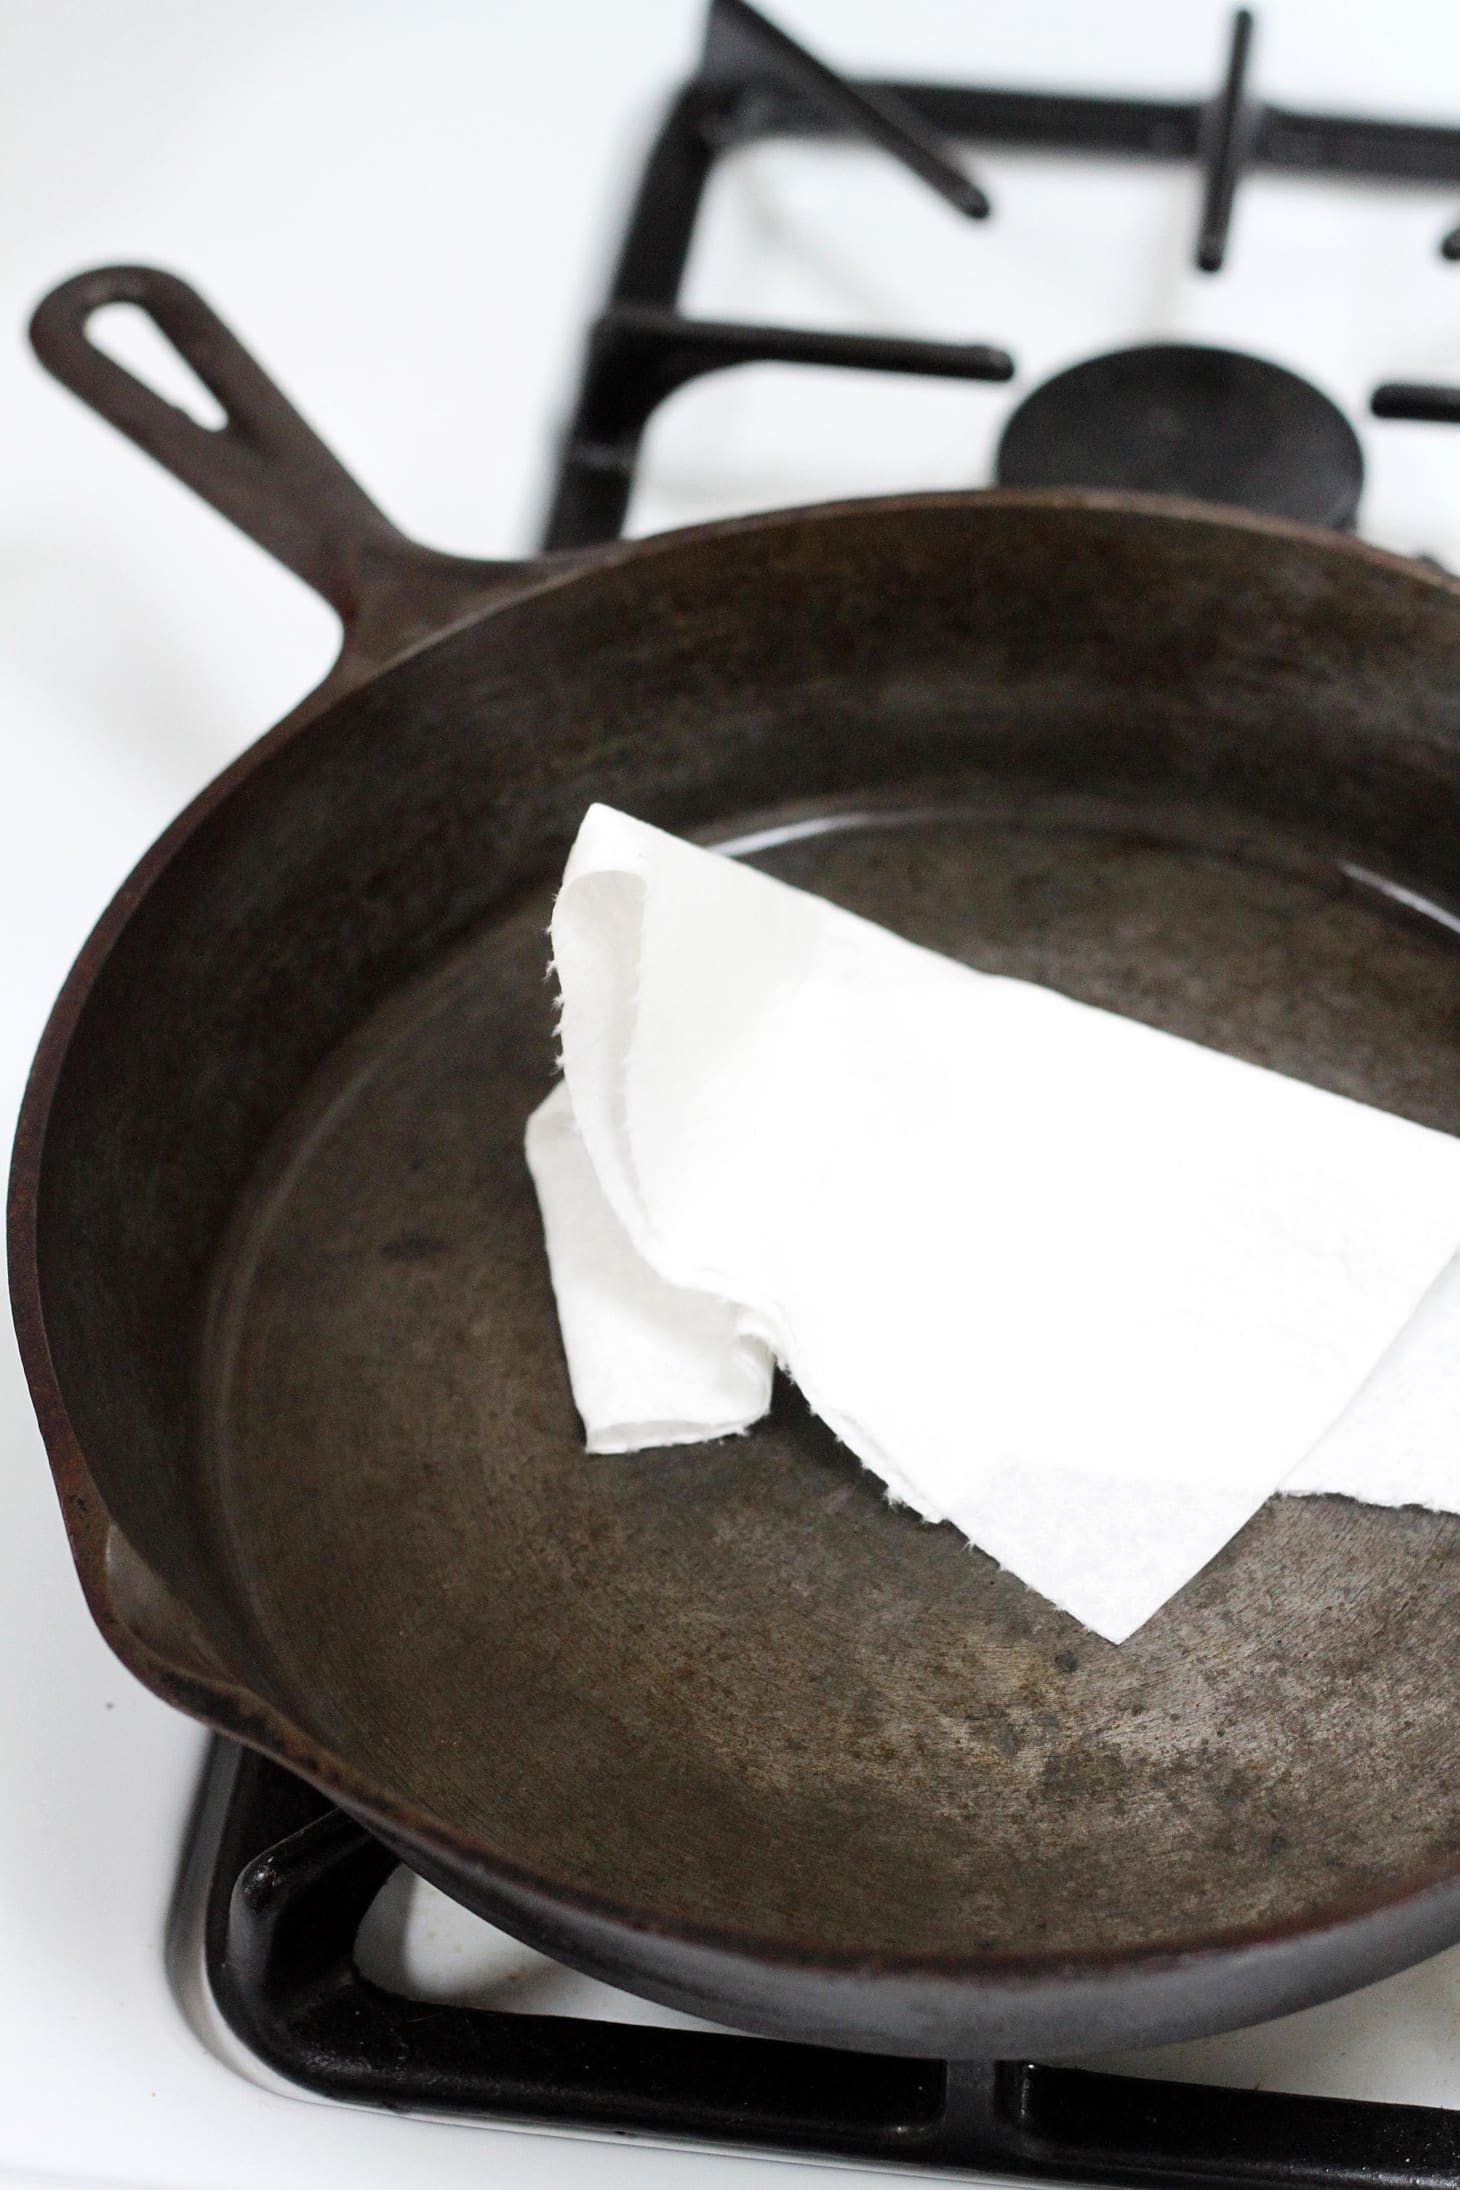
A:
204 789 1460 1972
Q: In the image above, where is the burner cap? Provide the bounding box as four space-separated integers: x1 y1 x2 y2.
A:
995 344 1363 529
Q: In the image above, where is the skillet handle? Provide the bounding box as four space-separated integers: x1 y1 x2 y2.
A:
29 264 528 669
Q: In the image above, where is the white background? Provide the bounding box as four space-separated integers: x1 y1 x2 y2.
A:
8 4 1460 2186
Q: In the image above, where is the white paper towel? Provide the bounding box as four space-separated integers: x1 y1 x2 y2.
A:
526 805 1460 1642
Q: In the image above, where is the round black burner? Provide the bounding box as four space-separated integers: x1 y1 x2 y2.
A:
995 343 1364 530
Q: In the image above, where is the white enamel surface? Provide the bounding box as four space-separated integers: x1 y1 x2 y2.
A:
7 3 1460 2184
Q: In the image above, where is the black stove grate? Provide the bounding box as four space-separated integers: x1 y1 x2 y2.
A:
543 0 1460 551
201 1739 1460 2182
193 7 1460 2175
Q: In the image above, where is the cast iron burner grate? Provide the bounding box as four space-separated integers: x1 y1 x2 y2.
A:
543 0 1460 551
201 1740 1460 2183
192 5 1460 2176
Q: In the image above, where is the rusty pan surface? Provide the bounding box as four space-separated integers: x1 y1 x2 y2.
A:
13 267 1460 2059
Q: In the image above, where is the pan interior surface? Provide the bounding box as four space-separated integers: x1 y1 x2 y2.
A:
205 788 1460 1968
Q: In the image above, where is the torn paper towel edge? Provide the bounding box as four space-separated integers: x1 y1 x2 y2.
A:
527 804 1460 1642
526 1085 774 1448
1287 1248 1460 1511
538 810 961 1525
529 1067 1333 1641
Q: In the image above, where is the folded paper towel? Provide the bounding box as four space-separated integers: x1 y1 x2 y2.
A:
526 805 1460 1642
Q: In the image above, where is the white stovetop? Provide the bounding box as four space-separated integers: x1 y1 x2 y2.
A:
8 3 1460 2185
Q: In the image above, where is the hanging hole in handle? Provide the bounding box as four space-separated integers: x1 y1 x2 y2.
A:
87 302 230 431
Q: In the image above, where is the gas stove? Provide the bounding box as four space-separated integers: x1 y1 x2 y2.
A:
9 5 1460 2189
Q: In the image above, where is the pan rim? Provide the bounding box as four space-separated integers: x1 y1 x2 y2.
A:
12 482 1460 2011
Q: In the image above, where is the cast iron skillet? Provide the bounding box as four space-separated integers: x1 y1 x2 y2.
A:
13 263 1460 2062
